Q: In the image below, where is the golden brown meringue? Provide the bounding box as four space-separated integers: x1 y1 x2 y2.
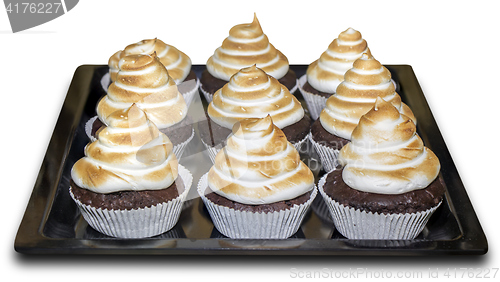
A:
319 53 416 140
207 115 314 204
338 97 440 194
306 28 371 93
108 38 192 84
98 53 187 129
72 104 179 194
207 65 304 129
206 14 289 81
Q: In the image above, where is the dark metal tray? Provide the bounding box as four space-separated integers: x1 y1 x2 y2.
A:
14 65 487 255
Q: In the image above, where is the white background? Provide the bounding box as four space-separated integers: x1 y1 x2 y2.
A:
1 0 499 280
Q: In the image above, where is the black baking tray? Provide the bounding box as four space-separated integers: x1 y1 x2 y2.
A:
14 65 487 255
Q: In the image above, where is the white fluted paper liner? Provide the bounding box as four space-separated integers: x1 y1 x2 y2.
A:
69 165 193 238
85 116 99 142
199 84 214 103
308 132 339 173
101 72 111 92
177 78 200 108
317 172 442 240
200 138 223 164
201 133 309 164
171 128 195 160
197 173 317 239
298 75 329 121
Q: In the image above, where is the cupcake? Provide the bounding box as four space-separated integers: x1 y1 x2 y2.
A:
70 104 193 238
107 38 198 106
299 28 370 120
93 53 194 159
198 115 317 239
310 54 416 172
200 14 297 102
319 97 444 239
199 65 310 162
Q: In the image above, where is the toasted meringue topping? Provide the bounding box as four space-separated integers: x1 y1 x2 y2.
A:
338 98 440 194
306 28 371 93
207 116 314 204
319 53 416 140
71 104 179 194
207 65 304 129
98 53 187 129
108 38 192 84
206 14 289 81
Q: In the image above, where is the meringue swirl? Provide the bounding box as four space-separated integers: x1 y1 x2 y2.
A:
108 38 192 84
320 53 416 140
71 104 179 194
207 65 304 129
98 53 188 129
307 28 371 93
207 115 315 204
206 14 289 81
338 97 440 194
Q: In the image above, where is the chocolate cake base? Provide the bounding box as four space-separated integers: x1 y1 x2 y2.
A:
199 112 311 147
310 118 349 150
302 81 334 98
70 178 185 210
203 186 312 213
159 116 194 146
322 169 446 214
183 69 197 83
200 68 297 97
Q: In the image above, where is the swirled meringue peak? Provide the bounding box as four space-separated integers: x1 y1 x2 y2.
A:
207 115 314 205
206 14 290 81
319 53 416 140
207 65 304 129
306 28 371 93
108 38 192 84
98 53 187 129
338 97 440 195
72 104 179 194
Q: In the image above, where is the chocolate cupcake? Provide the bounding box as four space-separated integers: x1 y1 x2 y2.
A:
198 116 316 239
298 28 370 120
70 104 193 238
92 53 194 159
107 38 198 106
200 65 310 163
200 14 297 103
318 98 444 239
310 54 415 172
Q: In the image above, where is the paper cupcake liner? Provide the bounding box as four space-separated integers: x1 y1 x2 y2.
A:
308 132 339 173
298 75 329 121
201 133 309 164
200 138 224 164
197 173 317 239
177 78 200 108
85 116 99 142
171 128 195 160
318 172 442 240
311 195 333 223
101 72 111 92
69 165 193 239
